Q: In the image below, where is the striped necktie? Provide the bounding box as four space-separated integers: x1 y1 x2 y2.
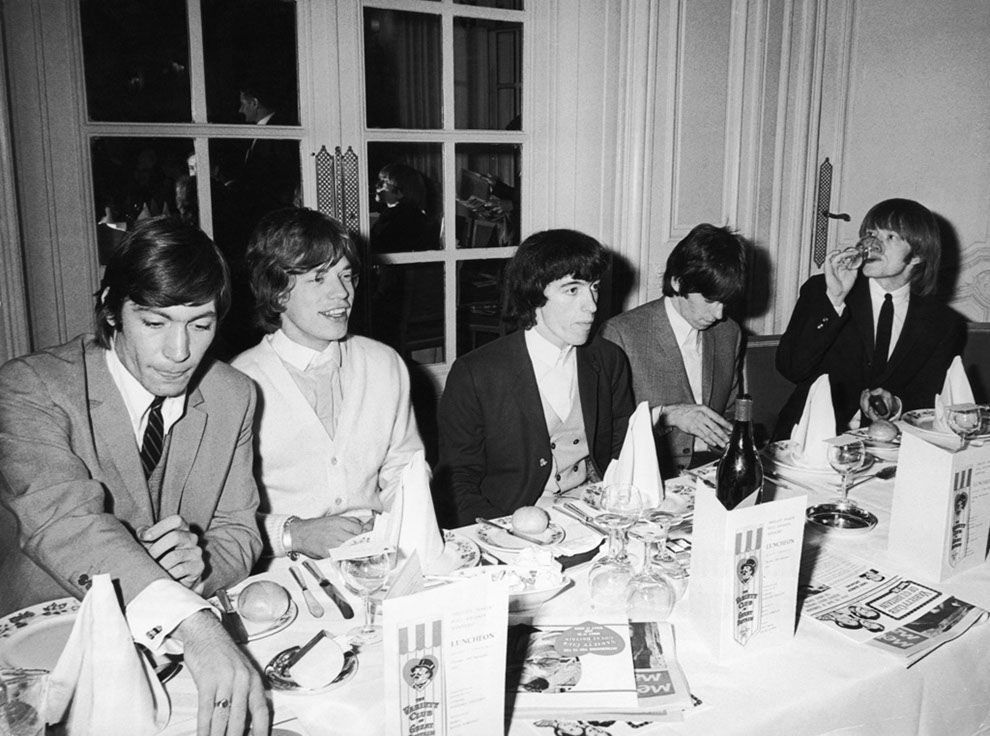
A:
140 396 166 479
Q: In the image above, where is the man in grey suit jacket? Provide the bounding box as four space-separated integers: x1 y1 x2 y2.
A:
601 224 747 477
0 218 268 735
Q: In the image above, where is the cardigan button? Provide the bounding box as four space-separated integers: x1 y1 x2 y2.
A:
331 457 338 465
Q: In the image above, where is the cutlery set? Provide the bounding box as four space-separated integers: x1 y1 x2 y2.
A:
288 562 355 620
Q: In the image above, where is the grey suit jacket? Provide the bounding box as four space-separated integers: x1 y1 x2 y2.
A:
0 336 262 615
601 298 741 476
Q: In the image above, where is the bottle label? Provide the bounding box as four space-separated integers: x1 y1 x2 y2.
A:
948 468 973 568
733 525 763 646
398 619 446 736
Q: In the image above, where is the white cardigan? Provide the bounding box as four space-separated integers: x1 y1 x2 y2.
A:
232 333 424 555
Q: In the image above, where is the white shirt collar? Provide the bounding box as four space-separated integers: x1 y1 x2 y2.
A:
524 327 575 369
665 297 699 349
269 329 343 371
256 112 275 126
104 342 186 441
868 277 910 308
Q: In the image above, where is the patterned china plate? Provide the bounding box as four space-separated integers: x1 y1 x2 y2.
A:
902 408 990 442
765 440 875 477
339 530 481 574
476 519 566 551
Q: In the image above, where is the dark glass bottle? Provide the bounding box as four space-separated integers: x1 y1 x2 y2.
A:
715 395 764 510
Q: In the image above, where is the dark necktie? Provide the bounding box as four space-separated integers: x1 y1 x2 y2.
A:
873 293 894 376
140 396 166 479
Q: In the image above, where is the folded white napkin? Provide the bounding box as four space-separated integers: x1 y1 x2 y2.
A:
602 401 664 508
373 451 446 574
43 574 169 735
788 374 834 469
933 356 974 433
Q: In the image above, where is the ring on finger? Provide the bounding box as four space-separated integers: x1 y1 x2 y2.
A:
214 698 231 710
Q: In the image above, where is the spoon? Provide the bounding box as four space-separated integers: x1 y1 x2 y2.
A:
847 465 897 491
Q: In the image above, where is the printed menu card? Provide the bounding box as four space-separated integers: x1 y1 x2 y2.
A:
383 570 509 736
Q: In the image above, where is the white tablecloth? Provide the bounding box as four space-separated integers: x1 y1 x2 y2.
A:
159 474 990 736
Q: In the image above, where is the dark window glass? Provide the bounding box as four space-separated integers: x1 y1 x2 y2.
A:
364 9 442 129
367 142 444 253
455 144 521 248
454 18 522 130
202 0 299 125
80 0 191 122
457 258 508 356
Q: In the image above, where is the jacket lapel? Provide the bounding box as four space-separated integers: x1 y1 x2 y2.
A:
85 345 155 524
577 344 600 446
655 300 695 403
160 385 206 518
508 331 550 438
848 277 875 359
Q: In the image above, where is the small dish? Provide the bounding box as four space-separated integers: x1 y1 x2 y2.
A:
806 502 878 534
476 520 566 551
265 646 358 694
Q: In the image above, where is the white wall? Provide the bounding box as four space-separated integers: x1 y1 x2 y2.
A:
830 0 990 322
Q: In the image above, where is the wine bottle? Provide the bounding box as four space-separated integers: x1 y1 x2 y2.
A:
716 395 764 510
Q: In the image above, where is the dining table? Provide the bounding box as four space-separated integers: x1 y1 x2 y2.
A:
3 459 989 736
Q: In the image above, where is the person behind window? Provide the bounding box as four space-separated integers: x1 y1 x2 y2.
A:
437 229 634 525
600 224 747 477
232 207 424 560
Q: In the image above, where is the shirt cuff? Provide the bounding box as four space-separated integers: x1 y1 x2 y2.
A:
126 578 217 654
265 513 293 558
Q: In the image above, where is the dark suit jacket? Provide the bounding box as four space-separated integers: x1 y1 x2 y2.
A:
601 298 741 477
0 336 262 615
437 330 634 526
775 275 965 438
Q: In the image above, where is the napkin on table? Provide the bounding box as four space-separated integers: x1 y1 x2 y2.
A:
43 573 170 736
602 401 664 508
372 450 447 574
788 374 834 469
933 356 975 433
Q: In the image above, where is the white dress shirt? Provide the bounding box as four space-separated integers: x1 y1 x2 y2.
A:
665 298 708 451
525 328 578 428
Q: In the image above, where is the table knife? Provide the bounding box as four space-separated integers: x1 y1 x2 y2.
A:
475 517 545 545
554 503 607 535
215 588 249 644
289 566 325 618
302 560 355 619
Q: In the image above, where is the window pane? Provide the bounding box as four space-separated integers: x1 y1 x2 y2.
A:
455 144 521 248
208 138 301 357
454 18 522 130
367 143 443 253
202 0 299 125
90 137 195 262
80 0 190 122
355 262 445 366
457 258 508 356
455 0 523 8
364 9 442 129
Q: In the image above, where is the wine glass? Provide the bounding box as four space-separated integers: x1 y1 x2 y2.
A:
945 404 988 449
643 510 689 601
588 484 643 612
625 518 677 622
828 440 868 506
339 550 392 646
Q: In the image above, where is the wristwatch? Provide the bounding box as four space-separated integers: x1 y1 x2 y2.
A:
282 515 300 561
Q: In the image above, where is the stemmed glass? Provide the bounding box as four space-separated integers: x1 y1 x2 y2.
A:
588 483 644 612
829 440 868 506
339 550 392 646
945 404 988 449
807 439 878 531
625 517 677 622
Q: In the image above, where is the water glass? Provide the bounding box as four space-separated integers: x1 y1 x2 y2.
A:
827 440 867 504
626 519 677 622
1 669 46 736
945 404 988 449
340 551 392 646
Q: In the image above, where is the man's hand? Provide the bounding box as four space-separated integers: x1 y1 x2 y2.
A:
138 515 205 592
656 404 733 449
824 247 861 307
173 611 269 736
291 515 373 558
860 388 902 421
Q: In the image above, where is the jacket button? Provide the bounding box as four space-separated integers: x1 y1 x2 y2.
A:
682 448 691 454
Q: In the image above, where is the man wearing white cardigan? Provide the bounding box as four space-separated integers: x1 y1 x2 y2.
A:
232 208 424 561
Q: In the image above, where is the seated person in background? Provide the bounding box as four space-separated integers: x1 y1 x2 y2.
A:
232 207 424 560
600 224 747 477
437 229 634 526
0 217 266 734
775 198 964 437
370 162 434 253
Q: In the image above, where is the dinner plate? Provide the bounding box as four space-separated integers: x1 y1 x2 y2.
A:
765 440 875 477
846 428 900 463
0 596 180 681
339 530 481 573
476 519 566 551
580 481 695 519
228 595 299 642
902 408 990 442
